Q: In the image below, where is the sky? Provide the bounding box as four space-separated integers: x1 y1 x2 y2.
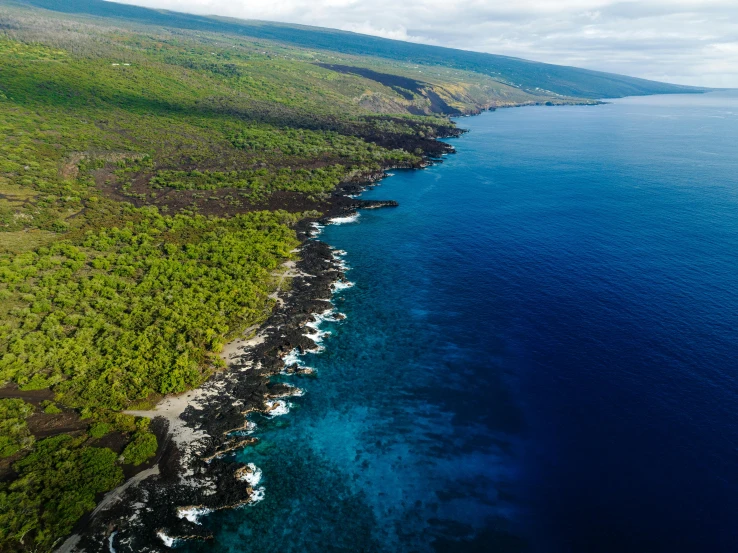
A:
113 0 738 87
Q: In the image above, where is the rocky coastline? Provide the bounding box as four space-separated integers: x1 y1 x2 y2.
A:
59 127 462 552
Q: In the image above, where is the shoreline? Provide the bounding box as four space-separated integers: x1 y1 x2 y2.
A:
55 93 714 552
62 123 462 551
67 227 347 551
57 97 615 551
57 96 603 550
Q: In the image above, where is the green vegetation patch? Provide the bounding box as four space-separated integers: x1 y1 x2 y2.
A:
0 399 35 458
151 165 350 195
230 125 400 159
145 125 417 199
42 401 62 414
0 37 67 62
88 422 112 439
121 431 157 466
0 434 123 552
0 208 299 410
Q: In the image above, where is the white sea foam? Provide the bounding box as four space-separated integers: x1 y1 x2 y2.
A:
282 348 316 373
108 531 117 553
328 213 360 225
332 249 348 257
249 486 266 504
176 506 213 525
265 399 290 417
332 280 355 291
304 328 329 344
305 343 325 354
333 253 351 271
283 348 301 367
157 531 176 548
305 315 332 344
238 463 263 486
310 222 325 237
283 300 348 375
240 420 257 434
302 309 340 350
319 310 344 323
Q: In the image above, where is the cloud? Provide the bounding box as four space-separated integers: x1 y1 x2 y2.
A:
111 0 738 87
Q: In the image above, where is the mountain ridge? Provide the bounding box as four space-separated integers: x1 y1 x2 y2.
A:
10 0 709 99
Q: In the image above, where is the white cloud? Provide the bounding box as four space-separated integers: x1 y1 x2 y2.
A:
111 0 738 87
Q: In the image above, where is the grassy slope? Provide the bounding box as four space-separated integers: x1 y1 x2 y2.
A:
10 0 708 98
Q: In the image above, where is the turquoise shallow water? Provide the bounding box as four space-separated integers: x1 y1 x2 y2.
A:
183 92 738 552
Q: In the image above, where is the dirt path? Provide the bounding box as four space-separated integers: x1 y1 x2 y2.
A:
220 258 308 363
267 259 305 307
90 464 161 519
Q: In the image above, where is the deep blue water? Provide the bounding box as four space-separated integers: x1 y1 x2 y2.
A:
185 92 738 553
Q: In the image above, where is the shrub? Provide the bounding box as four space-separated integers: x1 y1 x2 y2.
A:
121 431 157 466
89 422 112 439
41 400 62 414
0 399 34 458
0 435 122 551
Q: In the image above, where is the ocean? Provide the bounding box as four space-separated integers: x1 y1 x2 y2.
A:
182 92 738 552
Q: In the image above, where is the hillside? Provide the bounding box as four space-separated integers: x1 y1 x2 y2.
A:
11 0 707 99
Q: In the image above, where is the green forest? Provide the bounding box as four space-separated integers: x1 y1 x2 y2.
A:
0 0 605 550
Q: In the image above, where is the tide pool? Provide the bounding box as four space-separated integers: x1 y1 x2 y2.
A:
183 92 738 553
